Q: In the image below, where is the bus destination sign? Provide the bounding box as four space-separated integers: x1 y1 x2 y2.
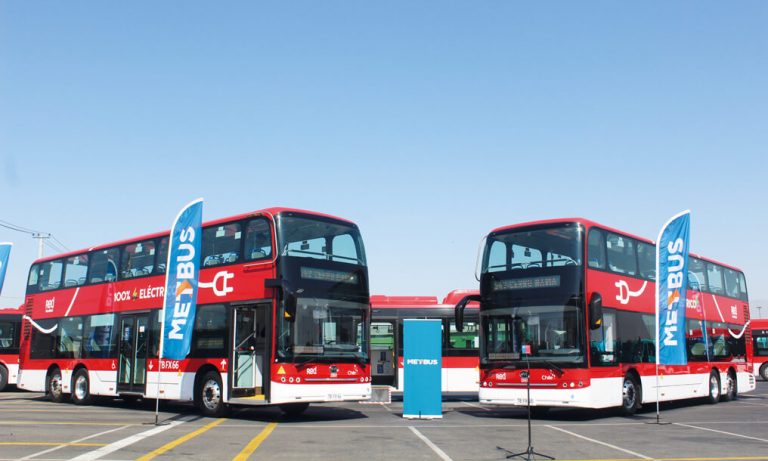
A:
300 267 359 284
493 275 560 292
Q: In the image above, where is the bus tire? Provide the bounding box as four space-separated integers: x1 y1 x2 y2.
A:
721 370 737 402
621 374 641 416
71 369 93 406
47 368 67 403
0 365 8 392
706 370 720 404
196 371 227 417
760 363 768 381
280 402 310 417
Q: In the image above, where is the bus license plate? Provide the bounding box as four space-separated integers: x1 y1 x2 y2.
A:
516 397 535 405
327 393 344 401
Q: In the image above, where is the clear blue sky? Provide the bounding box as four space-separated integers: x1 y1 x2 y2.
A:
1 2 766 315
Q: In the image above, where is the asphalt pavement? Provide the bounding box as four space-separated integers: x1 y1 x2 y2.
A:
1 381 767 461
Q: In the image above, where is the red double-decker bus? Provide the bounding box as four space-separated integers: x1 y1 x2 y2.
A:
455 218 755 415
0 306 22 391
750 318 768 381
17 208 371 416
371 290 479 393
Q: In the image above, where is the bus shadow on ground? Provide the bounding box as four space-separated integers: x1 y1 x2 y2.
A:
100 398 369 423
231 404 369 423
20 394 369 423
454 397 726 422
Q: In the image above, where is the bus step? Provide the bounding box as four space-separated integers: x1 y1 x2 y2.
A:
363 386 391 404
231 387 262 398
228 396 268 406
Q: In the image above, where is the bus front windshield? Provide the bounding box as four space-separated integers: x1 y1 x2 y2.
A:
481 304 584 366
277 214 366 266
278 298 369 363
483 225 582 273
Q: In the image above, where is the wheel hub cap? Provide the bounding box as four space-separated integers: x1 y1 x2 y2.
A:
203 380 221 410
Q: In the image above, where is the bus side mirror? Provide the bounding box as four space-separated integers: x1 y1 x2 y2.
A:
266 279 297 322
455 294 481 332
589 292 603 330
284 292 297 321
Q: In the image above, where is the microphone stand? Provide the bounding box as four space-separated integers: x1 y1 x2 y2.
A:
497 351 555 460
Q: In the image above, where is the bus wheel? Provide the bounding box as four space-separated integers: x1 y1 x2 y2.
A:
71 369 93 405
280 402 310 417
706 370 720 404
760 363 768 381
0 365 8 392
47 368 66 403
196 371 227 417
621 375 641 416
721 371 737 402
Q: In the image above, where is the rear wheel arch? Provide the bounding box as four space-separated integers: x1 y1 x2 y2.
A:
706 368 721 404
0 364 8 392
71 367 94 405
759 363 768 381
620 369 642 416
46 365 67 403
195 367 228 417
721 368 737 401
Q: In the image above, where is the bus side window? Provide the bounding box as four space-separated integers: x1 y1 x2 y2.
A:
449 321 478 350
89 248 120 284
688 258 708 292
590 310 616 366
587 229 606 270
737 272 749 302
63 254 89 288
120 240 156 279
202 223 242 267
606 233 637 276
155 237 169 274
707 263 725 295
723 268 740 299
27 264 40 294
244 219 272 261
636 242 655 280
38 259 64 291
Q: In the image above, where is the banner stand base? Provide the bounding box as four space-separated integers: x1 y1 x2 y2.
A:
403 414 442 420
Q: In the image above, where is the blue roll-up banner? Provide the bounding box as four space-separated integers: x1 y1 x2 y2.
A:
161 199 203 361
656 210 690 366
0 242 11 296
403 319 442 419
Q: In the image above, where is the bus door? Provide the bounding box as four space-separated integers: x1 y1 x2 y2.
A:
117 313 149 394
231 304 269 399
371 319 397 387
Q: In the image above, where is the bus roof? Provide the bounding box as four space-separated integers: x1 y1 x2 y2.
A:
30 207 356 264
371 290 479 309
488 217 745 274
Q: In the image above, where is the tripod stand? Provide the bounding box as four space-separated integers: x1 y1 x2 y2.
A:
497 354 555 460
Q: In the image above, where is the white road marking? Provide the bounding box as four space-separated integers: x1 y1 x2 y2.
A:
219 419 768 429
68 417 194 461
674 422 768 443
20 425 132 460
409 426 454 461
546 425 652 459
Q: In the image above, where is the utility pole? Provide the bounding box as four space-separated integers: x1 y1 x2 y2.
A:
32 233 50 258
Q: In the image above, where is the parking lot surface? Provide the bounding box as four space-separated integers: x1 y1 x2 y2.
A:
1 382 767 461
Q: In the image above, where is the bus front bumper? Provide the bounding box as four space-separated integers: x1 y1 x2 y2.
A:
270 381 371 405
